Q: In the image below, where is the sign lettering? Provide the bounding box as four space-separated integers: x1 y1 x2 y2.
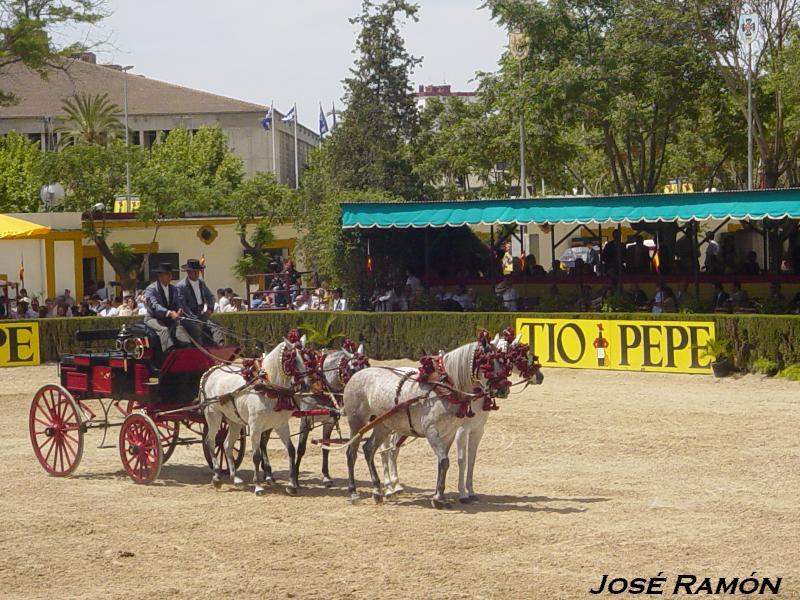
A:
0 322 41 367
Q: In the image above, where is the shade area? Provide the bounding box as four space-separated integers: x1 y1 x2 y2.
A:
0 214 51 239
341 189 800 229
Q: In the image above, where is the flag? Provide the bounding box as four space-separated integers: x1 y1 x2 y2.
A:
261 104 273 131
200 254 206 270
319 104 329 136
281 105 296 123
19 255 24 282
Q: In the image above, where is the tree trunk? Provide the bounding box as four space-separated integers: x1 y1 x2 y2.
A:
93 235 139 291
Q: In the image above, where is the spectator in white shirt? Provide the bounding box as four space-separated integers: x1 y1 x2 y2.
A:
215 288 229 312
117 295 138 317
331 287 347 311
11 297 37 319
223 295 247 312
294 289 312 311
451 285 474 311
405 269 423 294
97 298 119 317
496 278 518 312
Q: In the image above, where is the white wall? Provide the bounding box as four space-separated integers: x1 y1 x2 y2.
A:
54 240 76 296
0 239 45 299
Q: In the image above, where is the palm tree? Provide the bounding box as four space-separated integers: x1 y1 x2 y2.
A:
56 93 124 147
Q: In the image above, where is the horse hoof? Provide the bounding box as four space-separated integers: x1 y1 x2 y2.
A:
459 497 471 505
349 493 361 505
285 485 298 496
233 478 245 488
468 494 479 503
372 493 383 504
255 488 266 497
212 479 222 490
431 498 447 509
322 477 333 488
264 477 275 486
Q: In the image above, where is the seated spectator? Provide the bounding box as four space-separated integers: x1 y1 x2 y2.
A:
30 298 41 315
711 282 729 310
451 285 474 311
317 282 332 310
11 297 37 319
675 282 690 308
652 283 677 314
97 298 119 317
575 284 594 311
55 304 70 318
549 260 567 278
496 278 518 312
75 301 92 317
251 292 265 310
95 279 110 300
331 287 347 311
38 306 48 318
739 251 760 276
117 295 138 317
523 254 547 277
405 269 423 294
628 284 648 308
294 289 312 311
728 281 750 310
215 288 228 312
434 286 452 306
225 295 247 312
569 257 593 277
374 286 396 312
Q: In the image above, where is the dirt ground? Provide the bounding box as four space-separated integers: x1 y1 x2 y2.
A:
1 363 799 600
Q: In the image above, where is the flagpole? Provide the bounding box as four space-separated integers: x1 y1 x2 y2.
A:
271 101 277 177
293 103 299 190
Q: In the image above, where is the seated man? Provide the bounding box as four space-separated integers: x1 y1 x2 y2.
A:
143 262 184 352
175 258 225 346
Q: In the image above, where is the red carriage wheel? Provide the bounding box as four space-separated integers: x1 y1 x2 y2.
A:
123 401 180 464
119 413 163 484
202 421 246 475
29 384 84 477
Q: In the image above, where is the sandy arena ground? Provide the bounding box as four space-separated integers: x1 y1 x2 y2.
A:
1 363 799 600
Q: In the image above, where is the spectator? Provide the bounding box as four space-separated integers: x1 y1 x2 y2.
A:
675 281 690 308
75 302 92 317
63 289 75 307
405 269 423 294
331 287 347 311
30 298 41 315
294 289 312 311
628 284 648 307
117 295 138 317
501 242 514 276
728 281 750 310
524 254 547 277
711 282 729 310
627 236 651 275
651 282 677 314
0 295 6 319
215 288 228 312
317 281 332 310
704 231 723 274
38 305 48 318
496 278 518 312
372 285 396 312
591 281 615 311
95 279 110 300
549 260 567 278
740 251 760 276
282 259 300 286
570 257 592 277
769 281 785 301
434 286 452 306
451 285 474 311
226 295 247 312
55 304 70 318
601 229 623 275
251 292 265 310
97 298 119 317
11 297 37 319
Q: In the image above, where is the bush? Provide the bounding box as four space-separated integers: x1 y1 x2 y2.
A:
474 293 503 312
752 357 779 376
777 363 800 381
601 294 634 313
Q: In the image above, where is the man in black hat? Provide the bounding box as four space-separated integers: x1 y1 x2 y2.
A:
175 258 224 346
143 262 183 352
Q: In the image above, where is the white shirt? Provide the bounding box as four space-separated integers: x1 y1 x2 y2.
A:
332 297 347 311
706 240 720 257
98 306 119 317
217 297 230 312
502 287 518 311
188 279 203 308
406 275 422 292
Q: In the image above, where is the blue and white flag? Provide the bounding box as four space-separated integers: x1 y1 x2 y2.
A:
261 104 273 131
281 105 296 123
319 103 329 136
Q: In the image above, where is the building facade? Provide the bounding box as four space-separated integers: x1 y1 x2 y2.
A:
0 54 318 185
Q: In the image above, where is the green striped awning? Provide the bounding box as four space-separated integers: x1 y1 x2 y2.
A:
341 189 800 229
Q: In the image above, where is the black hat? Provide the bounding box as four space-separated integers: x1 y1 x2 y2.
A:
181 258 204 271
151 262 174 275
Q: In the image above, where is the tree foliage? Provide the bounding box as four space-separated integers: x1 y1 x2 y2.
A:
55 92 124 147
0 131 43 211
0 0 106 106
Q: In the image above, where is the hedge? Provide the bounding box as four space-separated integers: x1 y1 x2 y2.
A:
27 311 800 371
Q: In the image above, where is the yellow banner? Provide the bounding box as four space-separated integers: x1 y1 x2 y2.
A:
0 322 41 367
516 318 715 374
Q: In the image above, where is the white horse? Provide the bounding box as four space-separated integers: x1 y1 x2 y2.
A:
343 335 511 508
292 342 369 487
381 330 544 503
200 335 314 496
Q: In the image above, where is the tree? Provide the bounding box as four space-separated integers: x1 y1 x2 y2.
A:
0 0 106 106
485 0 716 194
320 0 423 199
693 0 800 188
0 131 43 211
55 93 124 147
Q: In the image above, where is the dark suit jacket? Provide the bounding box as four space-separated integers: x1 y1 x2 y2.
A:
144 281 180 322
176 277 215 318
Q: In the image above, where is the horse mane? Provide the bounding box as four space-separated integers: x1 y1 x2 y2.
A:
323 349 345 391
261 341 292 388
441 341 478 392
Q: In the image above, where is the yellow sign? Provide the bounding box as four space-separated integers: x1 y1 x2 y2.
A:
517 318 715 374
113 197 141 213
0 322 41 367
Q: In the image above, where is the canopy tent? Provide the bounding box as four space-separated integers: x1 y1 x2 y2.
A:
341 189 800 229
0 214 51 239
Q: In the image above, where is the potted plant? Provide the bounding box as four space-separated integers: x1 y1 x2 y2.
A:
698 338 734 377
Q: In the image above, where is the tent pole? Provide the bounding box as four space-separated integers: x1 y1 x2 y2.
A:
424 228 431 286
550 225 555 272
691 220 700 300
616 223 623 293
762 219 769 273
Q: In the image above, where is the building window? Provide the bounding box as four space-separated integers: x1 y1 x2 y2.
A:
130 130 141 146
143 130 158 148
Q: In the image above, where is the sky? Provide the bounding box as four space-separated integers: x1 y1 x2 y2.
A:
76 1 508 131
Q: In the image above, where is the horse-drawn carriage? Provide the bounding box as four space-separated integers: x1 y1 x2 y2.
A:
29 324 246 484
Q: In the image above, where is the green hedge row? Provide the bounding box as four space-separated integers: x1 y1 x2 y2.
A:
28 310 800 371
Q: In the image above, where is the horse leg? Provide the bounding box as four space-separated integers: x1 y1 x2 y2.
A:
455 426 471 503
388 435 404 495
204 410 224 489
321 420 334 487
294 417 311 488
363 426 390 504
260 429 275 485
426 431 452 509
226 422 245 487
380 434 403 498
465 424 486 502
276 423 298 495
250 421 266 496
